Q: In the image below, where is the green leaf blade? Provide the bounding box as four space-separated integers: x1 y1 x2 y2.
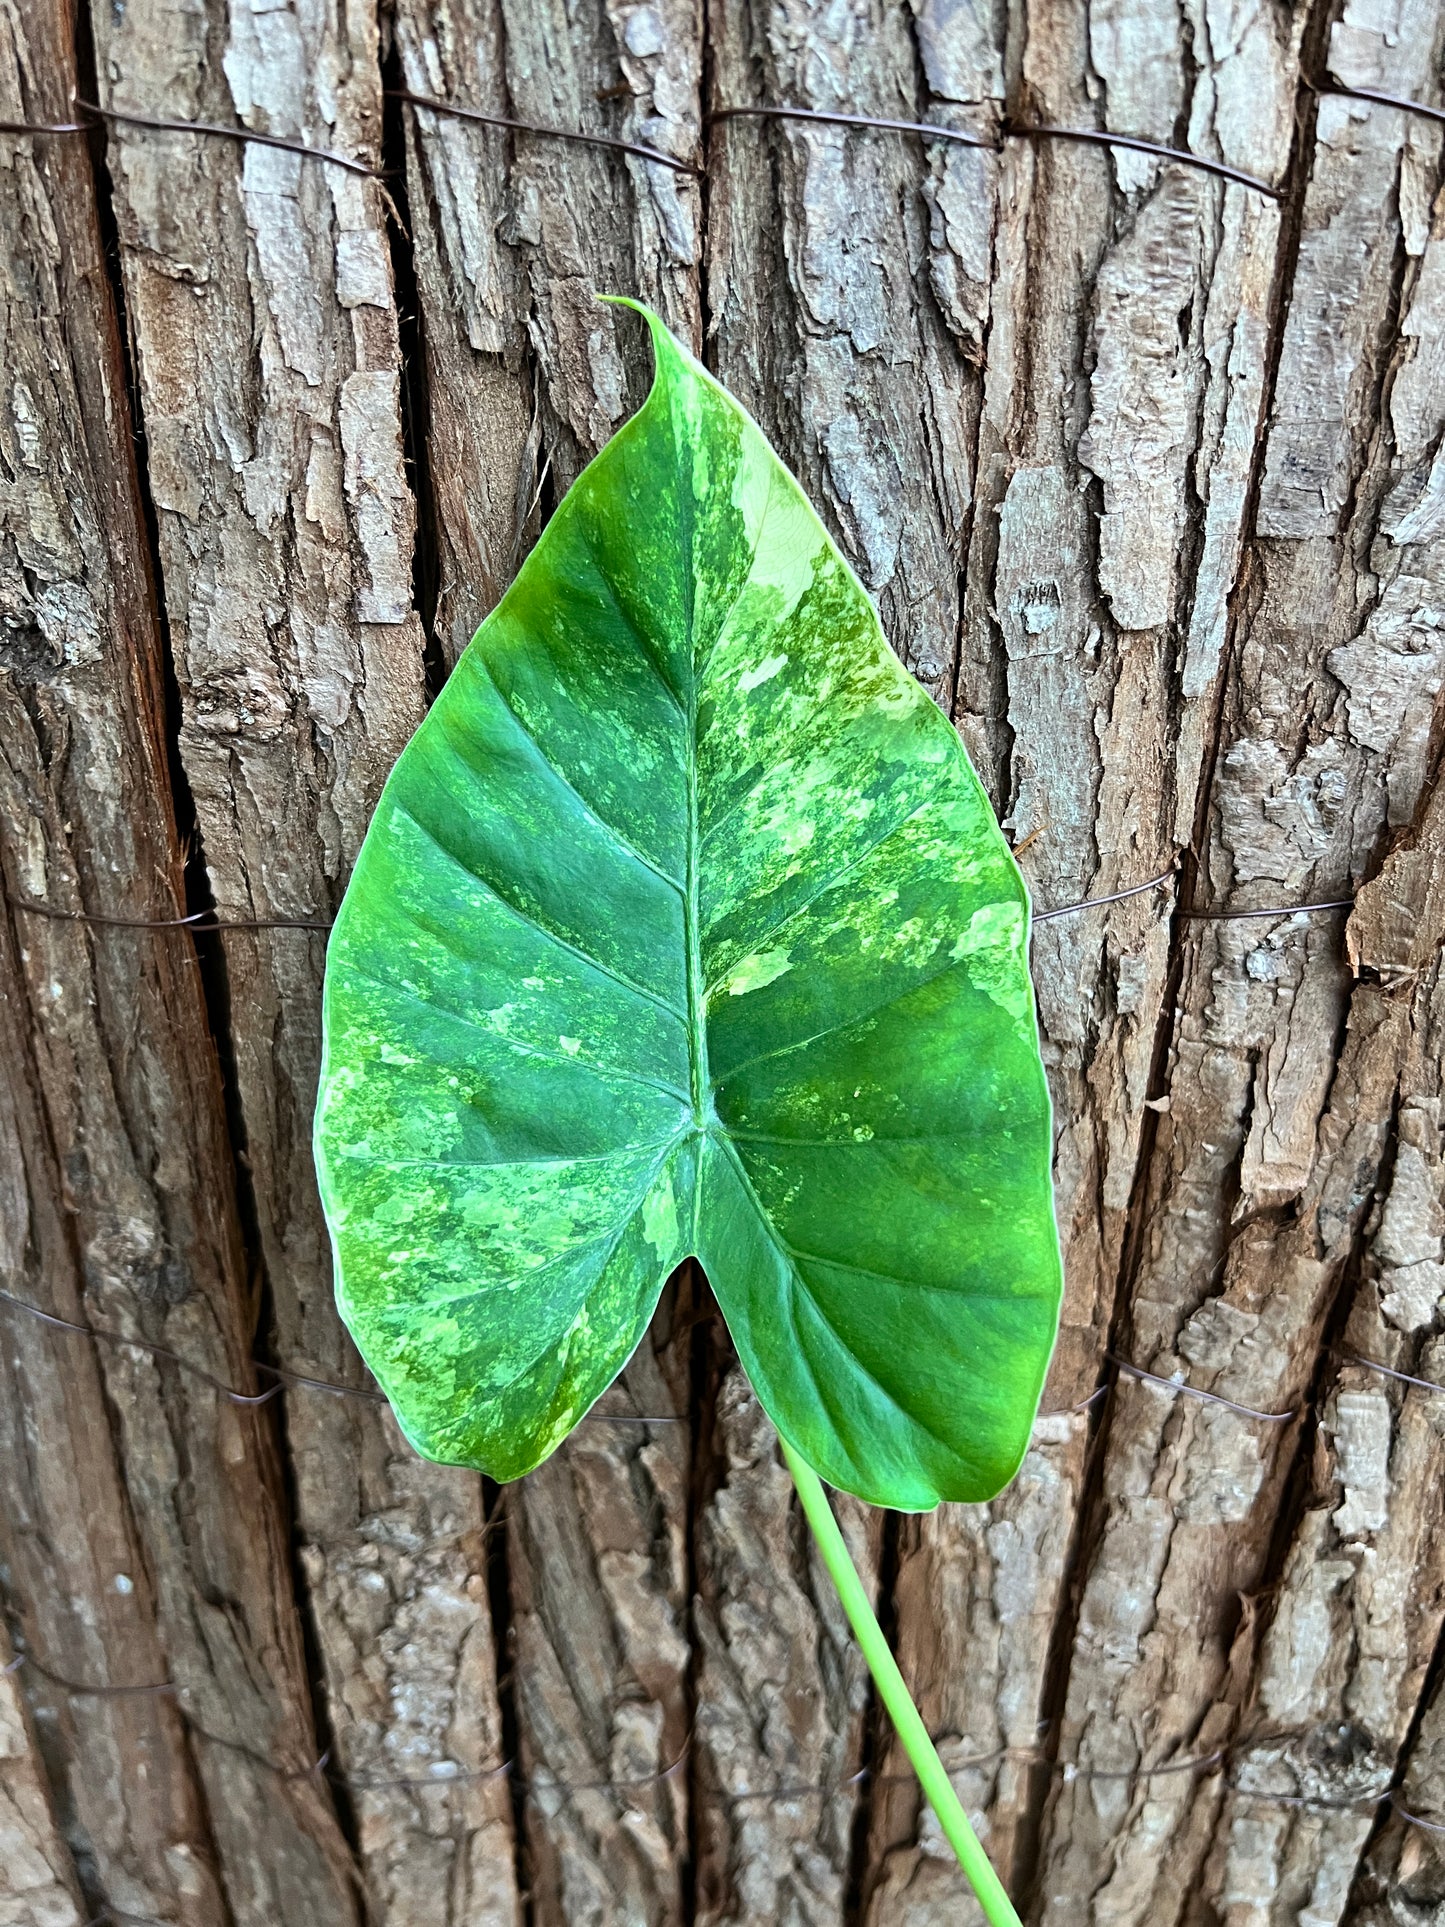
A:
316 302 1062 1508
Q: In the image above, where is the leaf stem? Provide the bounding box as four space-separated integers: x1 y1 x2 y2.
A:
779 1439 1023 1927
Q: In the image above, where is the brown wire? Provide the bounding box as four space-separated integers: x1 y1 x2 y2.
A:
1074 1747 1228 1783
1187 896 1355 921
1038 1382 1110 1419
709 103 994 155
1061 1341 1445 1437
711 102 1279 197
1107 1352 1299 1423
1033 867 1176 921
11 1642 1440 1837
1315 79 1445 130
342 1756 512 1793
1231 1782 1391 1814
6 876 1363 937
391 88 702 176
3 1280 1318 1441
1336 1351 1445 1398
4 888 332 932
0 88 1413 206
0 117 88 135
0 1286 284 1408
16 1650 178 1700
1390 1791 1445 1833
73 97 384 178
1005 119 1280 197
0 1285 679 1422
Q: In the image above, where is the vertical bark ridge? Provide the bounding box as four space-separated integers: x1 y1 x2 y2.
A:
380 42 445 686
1187 753 1445 1924
1030 2 1445 1917
856 0 1311 1915
0 1627 89 1927
482 1479 533 1924
0 1 363 1919
690 1370 882 1924
1013 5 1339 1911
80 1 519 1918
1348 1594 1445 1921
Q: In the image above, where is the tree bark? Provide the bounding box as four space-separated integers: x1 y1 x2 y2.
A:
0 3 359 1921
1 0 1442 1922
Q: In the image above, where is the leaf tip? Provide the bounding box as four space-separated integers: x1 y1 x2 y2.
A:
595 291 686 379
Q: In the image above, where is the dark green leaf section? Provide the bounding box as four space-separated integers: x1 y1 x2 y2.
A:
315 303 1061 1508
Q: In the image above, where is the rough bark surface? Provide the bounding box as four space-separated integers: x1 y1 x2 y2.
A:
2 0 1444 1921
0 1628 84 1927
1032 7 1445 1922
0 3 357 1921
79 0 517 1919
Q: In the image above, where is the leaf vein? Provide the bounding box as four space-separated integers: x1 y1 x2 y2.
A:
412 1138 684 1313
393 804 688 1026
323 1136 682 1174
712 946 982 1085
712 1134 966 1465
334 962 690 1105
791 1278 967 1461
471 661 685 894
701 795 939 991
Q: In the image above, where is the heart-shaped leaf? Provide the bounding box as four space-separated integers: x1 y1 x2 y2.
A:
315 303 1061 1510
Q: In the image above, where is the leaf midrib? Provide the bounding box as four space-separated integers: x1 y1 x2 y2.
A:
679 414 709 1138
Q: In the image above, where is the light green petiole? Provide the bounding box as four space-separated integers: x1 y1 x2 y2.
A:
780 1438 1023 1927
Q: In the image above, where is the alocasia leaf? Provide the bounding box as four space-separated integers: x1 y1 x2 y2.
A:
314 301 1061 1511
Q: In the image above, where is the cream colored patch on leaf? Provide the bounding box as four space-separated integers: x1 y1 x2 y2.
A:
739 652 788 693
949 901 1029 1019
725 948 794 996
642 1175 680 1262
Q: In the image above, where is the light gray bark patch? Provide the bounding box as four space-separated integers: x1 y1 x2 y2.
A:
1079 172 1204 633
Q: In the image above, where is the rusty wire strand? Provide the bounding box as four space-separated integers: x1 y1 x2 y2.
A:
1003 118 1280 196
14 1645 1427 1842
1189 896 1355 921
4 874 1362 937
709 102 1280 197
1042 1382 1111 1418
1391 1791 1445 1833
0 116 88 135
391 86 702 175
1336 1351 1445 1397
0 1286 678 1421
1033 867 1177 921
1106 1352 1299 1423
1314 78 1445 129
73 97 384 177
15 1650 178 1700
1231 1783 1393 1815
708 102 994 153
3 889 332 932
0 1286 285 1407
0 94 1293 201
7 1281 1434 1458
